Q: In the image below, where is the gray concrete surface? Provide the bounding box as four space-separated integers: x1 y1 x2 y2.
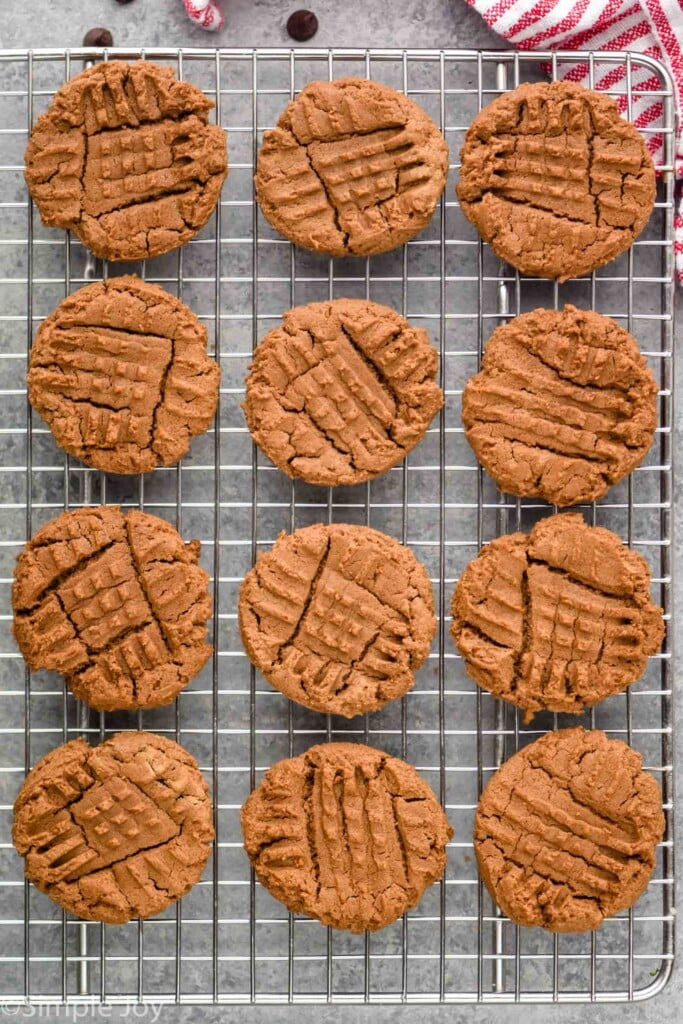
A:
0 1 679 1022
0 0 504 51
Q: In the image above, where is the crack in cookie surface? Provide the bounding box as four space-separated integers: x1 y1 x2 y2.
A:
474 728 664 932
28 276 220 475
255 78 449 257
451 514 664 721
456 80 655 281
241 742 453 933
461 304 658 507
238 523 436 717
24 61 228 261
12 731 214 924
12 506 213 711
243 298 443 487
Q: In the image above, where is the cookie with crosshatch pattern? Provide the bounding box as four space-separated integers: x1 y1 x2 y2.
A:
255 77 449 256
475 728 664 932
24 60 227 261
243 298 443 487
13 731 214 923
28 276 220 475
452 514 664 723
238 523 436 717
12 505 212 711
242 742 453 932
456 80 655 280
461 305 658 507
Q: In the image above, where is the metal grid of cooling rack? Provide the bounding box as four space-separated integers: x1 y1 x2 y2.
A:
0 46 675 1006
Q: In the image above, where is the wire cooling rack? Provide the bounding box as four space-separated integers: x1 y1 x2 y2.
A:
0 46 675 1006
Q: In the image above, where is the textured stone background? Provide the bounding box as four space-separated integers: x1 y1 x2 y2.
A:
0 0 504 51
0 1 678 1021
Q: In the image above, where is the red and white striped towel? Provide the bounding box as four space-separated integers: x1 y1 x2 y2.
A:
181 0 224 32
466 0 683 281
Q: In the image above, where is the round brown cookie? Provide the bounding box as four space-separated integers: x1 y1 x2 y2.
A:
28 276 220 475
25 60 227 261
462 305 658 507
452 513 664 722
242 742 453 932
475 728 664 932
255 78 449 257
457 80 655 280
239 523 435 717
244 299 443 486
12 506 212 711
13 731 214 924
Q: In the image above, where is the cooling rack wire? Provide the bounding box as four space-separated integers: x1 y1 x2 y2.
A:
0 46 675 1005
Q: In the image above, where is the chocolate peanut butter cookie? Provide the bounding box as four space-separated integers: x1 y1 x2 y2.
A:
475 728 664 932
28 277 220 475
239 523 435 717
243 299 443 486
13 506 212 711
457 80 655 280
242 742 452 932
462 305 658 507
452 514 664 722
255 78 449 257
13 731 214 924
25 60 227 261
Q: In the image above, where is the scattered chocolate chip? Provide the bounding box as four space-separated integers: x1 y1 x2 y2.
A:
287 10 318 42
83 28 114 47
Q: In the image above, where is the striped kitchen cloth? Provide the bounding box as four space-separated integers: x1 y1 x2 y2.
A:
465 0 683 281
182 0 224 31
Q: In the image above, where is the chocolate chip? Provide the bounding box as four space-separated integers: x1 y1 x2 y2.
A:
83 28 114 47
115 0 136 4
287 10 319 42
